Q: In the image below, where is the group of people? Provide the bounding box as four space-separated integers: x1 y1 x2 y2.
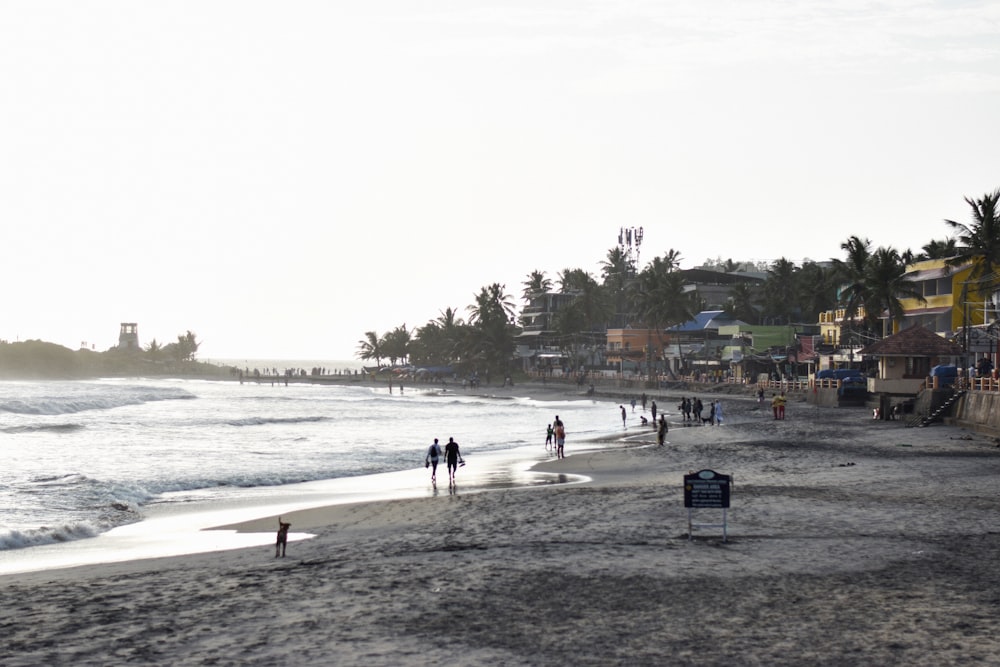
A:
424 437 464 486
676 397 724 426
545 416 567 458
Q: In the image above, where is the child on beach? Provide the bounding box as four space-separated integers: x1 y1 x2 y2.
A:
545 423 554 449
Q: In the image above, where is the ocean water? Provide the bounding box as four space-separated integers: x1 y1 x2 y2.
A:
0 376 622 563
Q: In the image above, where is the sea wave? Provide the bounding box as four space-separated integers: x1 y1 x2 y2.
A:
0 423 84 434
226 416 330 427
1 476 148 551
0 386 195 416
0 522 104 550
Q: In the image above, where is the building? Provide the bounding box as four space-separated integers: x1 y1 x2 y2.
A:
896 258 979 333
858 325 963 395
515 291 605 372
117 323 139 351
605 328 670 374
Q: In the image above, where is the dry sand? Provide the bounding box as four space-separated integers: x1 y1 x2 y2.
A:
3 390 1000 666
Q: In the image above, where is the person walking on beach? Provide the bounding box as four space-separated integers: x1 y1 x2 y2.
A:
425 438 441 483
553 415 566 459
444 437 463 485
651 401 657 423
771 393 780 420
708 401 716 426
714 400 724 425
657 414 668 446
630 398 636 412
545 423 554 449
641 392 647 411
778 391 787 420
620 405 627 428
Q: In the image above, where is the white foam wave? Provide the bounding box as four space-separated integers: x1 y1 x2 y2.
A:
226 416 329 427
1 423 84 434
0 386 195 416
0 522 102 550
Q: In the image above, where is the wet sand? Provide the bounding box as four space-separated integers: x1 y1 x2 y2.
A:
3 390 1000 666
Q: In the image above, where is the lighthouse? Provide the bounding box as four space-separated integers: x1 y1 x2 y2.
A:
118 323 139 351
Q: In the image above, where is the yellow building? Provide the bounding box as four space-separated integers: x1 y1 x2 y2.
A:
896 258 980 333
820 258 985 344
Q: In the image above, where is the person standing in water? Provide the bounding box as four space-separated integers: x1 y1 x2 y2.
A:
545 423 554 449
620 405 627 428
553 415 566 459
425 438 441 483
444 437 463 485
657 414 668 446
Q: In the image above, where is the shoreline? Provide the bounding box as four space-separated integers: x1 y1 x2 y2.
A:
0 377 637 577
4 386 1000 665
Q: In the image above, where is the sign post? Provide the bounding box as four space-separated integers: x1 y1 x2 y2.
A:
683 469 732 542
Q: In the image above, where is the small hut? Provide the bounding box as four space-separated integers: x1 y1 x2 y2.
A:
859 325 963 394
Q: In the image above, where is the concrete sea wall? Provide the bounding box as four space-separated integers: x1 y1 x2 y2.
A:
951 391 1000 436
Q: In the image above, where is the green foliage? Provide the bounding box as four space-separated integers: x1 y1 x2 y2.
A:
0 337 228 379
357 186 1000 374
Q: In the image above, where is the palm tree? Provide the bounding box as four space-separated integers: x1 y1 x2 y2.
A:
521 270 551 300
467 283 517 380
556 268 592 293
725 282 760 324
920 238 958 260
600 247 633 285
434 307 465 364
601 247 635 328
661 248 683 272
761 258 799 325
553 273 613 365
796 261 838 325
571 274 613 331
628 254 696 377
356 331 383 367
832 236 874 328
945 188 1000 290
380 325 411 366
865 246 926 336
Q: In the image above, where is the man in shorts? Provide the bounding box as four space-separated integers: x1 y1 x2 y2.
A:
444 437 463 485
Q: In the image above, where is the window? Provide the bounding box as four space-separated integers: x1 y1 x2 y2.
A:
905 357 931 378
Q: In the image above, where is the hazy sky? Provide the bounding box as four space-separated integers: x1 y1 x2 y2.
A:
2 1 998 361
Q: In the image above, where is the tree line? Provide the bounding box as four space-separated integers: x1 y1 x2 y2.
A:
358 188 1000 376
0 330 216 379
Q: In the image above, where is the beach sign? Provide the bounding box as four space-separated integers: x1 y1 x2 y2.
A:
684 469 731 508
684 469 731 542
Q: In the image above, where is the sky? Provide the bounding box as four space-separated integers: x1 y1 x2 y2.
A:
1 1 999 361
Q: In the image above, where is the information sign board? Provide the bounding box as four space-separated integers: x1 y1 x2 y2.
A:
684 469 731 508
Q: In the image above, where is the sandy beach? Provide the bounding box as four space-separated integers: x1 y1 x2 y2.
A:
3 386 1000 666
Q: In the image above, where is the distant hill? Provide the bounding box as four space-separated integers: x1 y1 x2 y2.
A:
0 340 234 380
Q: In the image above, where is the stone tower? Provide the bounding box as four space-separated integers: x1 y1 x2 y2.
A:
118 323 139 351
